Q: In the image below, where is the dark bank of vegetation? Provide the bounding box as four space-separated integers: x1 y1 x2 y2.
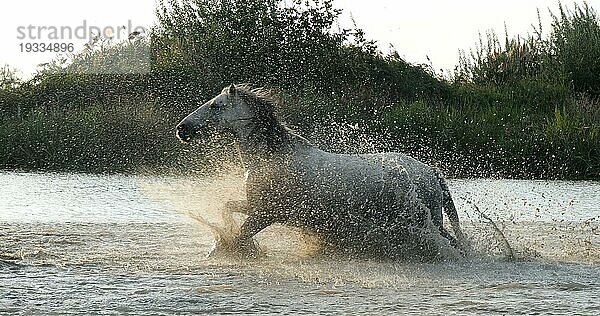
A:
0 0 599 179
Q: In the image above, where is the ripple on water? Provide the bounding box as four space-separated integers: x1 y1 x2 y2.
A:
1 173 600 314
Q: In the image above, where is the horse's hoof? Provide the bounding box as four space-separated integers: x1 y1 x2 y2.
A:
208 237 264 260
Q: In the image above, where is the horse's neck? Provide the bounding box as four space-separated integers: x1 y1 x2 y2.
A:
234 123 303 171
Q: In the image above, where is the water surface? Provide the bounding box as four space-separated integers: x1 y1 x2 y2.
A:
1 172 599 315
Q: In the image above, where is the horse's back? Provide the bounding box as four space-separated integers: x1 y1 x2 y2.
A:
293 148 411 190
291 148 439 194
291 148 445 226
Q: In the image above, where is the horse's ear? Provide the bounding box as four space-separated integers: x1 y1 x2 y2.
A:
228 84 236 94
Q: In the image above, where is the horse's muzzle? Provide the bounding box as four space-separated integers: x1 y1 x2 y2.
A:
176 123 198 143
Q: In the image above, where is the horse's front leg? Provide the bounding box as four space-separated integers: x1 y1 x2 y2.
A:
237 209 279 241
220 200 248 229
209 208 279 259
224 200 249 214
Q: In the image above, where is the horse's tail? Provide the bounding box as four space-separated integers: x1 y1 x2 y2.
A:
435 170 467 247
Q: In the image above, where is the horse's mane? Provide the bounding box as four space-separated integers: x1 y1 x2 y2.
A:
227 84 280 120
225 84 310 153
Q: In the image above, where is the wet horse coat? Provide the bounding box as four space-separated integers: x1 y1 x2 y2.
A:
176 84 465 260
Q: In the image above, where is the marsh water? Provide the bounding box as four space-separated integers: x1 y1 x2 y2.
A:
1 171 599 315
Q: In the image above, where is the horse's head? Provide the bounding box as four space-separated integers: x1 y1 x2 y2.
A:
176 84 253 143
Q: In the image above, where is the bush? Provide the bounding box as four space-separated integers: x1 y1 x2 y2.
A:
0 0 598 179
154 0 446 99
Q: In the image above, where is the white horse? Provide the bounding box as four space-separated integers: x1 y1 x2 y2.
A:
176 84 466 260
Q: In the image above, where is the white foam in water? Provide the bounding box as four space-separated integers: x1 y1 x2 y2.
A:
449 179 600 264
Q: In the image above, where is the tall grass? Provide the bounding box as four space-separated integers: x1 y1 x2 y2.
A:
444 2 600 178
455 2 600 98
549 2 600 97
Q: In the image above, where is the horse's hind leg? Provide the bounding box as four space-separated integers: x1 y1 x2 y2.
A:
417 178 465 254
434 170 467 245
427 201 464 253
439 226 461 249
424 197 444 236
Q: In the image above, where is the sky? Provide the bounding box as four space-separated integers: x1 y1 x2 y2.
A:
1 0 599 78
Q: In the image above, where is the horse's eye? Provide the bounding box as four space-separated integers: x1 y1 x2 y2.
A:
212 101 232 109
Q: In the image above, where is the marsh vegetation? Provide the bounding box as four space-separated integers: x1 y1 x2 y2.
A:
0 0 598 179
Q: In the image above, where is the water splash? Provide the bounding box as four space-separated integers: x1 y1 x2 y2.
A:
452 180 600 264
140 168 324 260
